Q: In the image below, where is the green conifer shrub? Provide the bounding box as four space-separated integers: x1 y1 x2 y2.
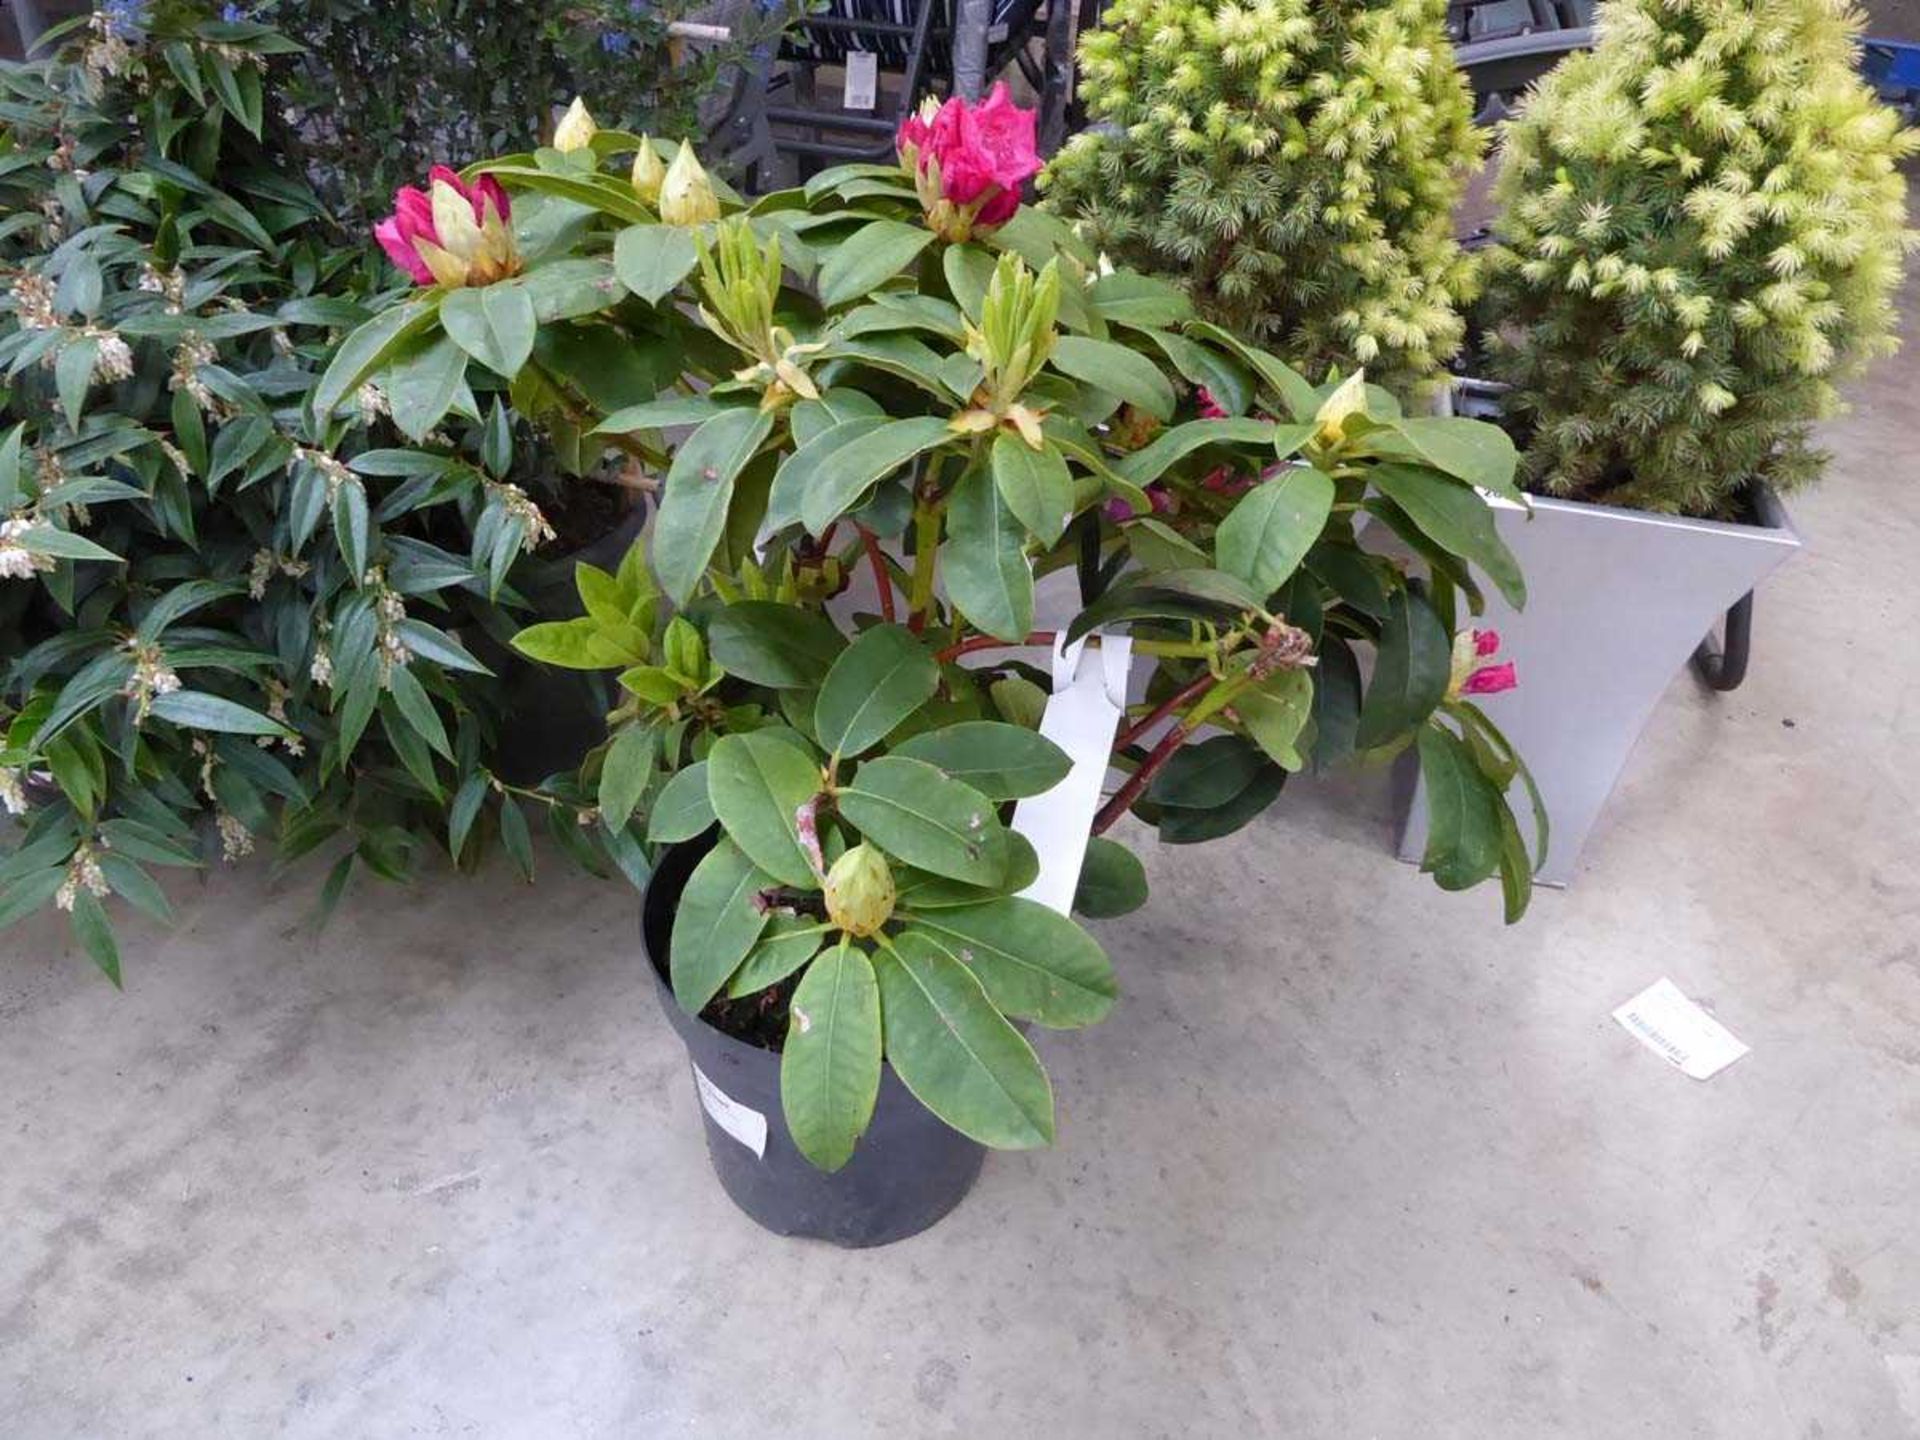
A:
1041 0 1483 393
1485 0 1917 515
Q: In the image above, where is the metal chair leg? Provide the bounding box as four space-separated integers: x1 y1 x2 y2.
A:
1692 590 1753 692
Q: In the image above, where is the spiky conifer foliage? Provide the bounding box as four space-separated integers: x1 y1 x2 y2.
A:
1486 0 1917 516
1041 0 1483 393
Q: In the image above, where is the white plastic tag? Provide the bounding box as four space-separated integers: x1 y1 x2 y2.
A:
1011 635 1133 916
844 52 879 111
1612 978 1749 1080
691 1062 768 1157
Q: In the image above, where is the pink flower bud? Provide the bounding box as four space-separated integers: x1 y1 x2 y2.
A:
1461 661 1518 696
1473 629 1501 657
895 82 1041 236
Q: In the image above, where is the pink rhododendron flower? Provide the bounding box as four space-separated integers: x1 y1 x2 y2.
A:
1473 628 1501 657
1461 661 1518 695
375 166 520 287
896 83 1041 237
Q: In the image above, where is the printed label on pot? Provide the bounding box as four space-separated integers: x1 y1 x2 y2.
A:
1612 978 1749 1080
691 1062 768 1158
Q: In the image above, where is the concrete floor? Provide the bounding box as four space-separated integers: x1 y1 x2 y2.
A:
6 317 1920 1440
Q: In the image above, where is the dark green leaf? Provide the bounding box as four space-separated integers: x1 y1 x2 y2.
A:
440 282 537 379
613 224 700 305
1215 466 1337 596
148 690 291 737
1072 836 1148 918
668 839 771 1013
875 932 1052 1148
1049 336 1175 420
906 897 1116 1027
780 942 883 1171
706 602 845 688
816 219 934 308
1065 568 1259 643
945 459 1033 643
654 407 775 604
1369 464 1525 608
839 756 1006 886
70 889 122 987
705 732 822 888
814 624 939 758
647 761 715 843
1354 588 1451 750
893 721 1070 800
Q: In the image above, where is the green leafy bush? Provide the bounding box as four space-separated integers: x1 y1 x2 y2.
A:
1042 0 1483 393
0 8 644 977
331 97 1543 1169
1484 0 1917 515
266 0 787 229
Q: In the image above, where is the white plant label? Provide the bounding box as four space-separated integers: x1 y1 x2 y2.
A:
1612 978 1750 1080
843 52 879 111
1011 635 1133 916
691 1062 767 1158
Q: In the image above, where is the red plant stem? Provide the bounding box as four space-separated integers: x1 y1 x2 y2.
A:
857 526 895 623
935 631 1059 663
1093 720 1190 836
1112 671 1213 752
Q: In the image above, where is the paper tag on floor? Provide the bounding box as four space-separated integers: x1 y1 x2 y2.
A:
1612 978 1749 1080
843 52 878 111
1011 635 1132 916
691 1063 767 1158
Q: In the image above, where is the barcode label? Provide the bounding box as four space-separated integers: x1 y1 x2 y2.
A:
844 52 879 111
1612 978 1749 1080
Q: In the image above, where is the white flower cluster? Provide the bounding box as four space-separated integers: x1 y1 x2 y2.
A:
258 678 304 757
0 516 56 581
121 640 183 723
82 327 135 383
8 273 58 331
246 547 310 600
490 481 557 548
356 383 390 428
216 812 255 863
55 842 109 913
372 571 412 685
0 766 27 815
170 332 219 412
294 445 356 501
137 264 186 313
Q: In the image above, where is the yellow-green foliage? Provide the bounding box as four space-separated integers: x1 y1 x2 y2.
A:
1042 0 1483 393
1487 0 1916 515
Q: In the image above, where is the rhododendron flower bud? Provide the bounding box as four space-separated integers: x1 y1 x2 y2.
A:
1313 369 1369 444
631 136 667 202
374 166 520 287
1462 662 1517 695
1447 629 1518 698
896 82 1041 240
824 844 895 938
659 141 720 226
553 97 598 153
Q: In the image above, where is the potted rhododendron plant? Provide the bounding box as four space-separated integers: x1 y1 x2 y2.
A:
317 87 1542 1245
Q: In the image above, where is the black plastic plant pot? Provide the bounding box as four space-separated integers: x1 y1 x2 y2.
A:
640 837 988 1248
